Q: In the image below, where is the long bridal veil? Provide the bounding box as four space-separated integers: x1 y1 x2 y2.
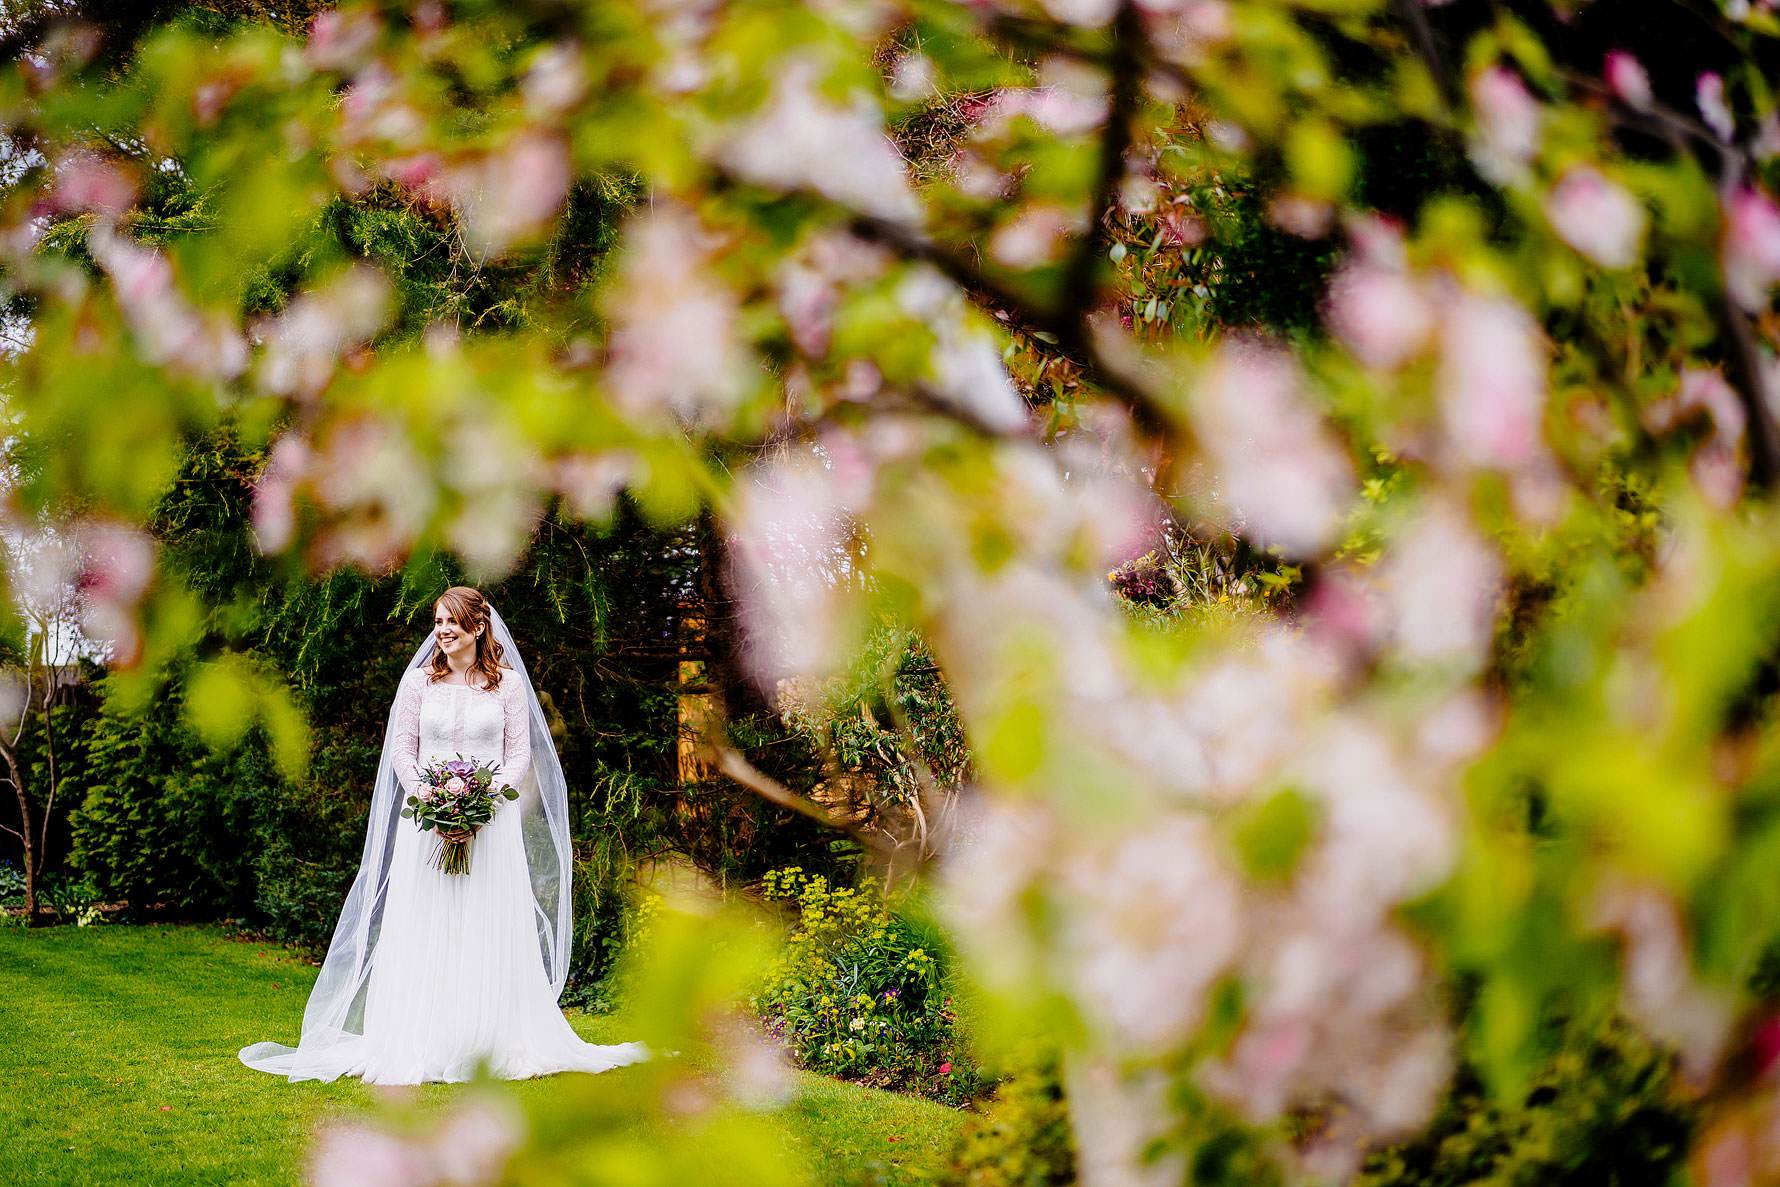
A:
239 604 575 1081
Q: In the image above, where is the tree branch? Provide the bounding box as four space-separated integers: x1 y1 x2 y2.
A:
1058 0 1142 320
708 742 896 856
1713 288 1780 491
1391 0 1459 111
846 210 1181 446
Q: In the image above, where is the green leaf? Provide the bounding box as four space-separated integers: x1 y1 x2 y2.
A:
1227 787 1318 882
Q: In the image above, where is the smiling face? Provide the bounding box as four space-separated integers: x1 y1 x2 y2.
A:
434 601 484 665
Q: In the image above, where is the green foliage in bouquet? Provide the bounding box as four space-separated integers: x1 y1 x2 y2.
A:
402 756 518 876
752 867 983 1105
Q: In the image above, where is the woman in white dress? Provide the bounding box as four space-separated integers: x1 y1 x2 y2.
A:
240 586 647 1084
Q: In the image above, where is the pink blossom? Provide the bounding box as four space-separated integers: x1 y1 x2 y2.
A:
728 441 868 684
896 270 1030 434
1723 186 1780 310
1036 0 1119 27
1059 814 1243 1051
305 10 381 73
338 64 425 147
1593 880 1732 1083
552 451 634 522
308 415 436 570
426 1100 522 1186
1698 72 1735 142
1324 227 1435 371
88 226 247 382
449 133 571 256
256 266 390 399
1297 715 1456 911
1159 206 1206 247
981 80 1109 139
775 231 891 358
1302 567 1379 662
715 1016 795 1109
990 203 1080 269
1067 1063 1185 1185
716 57 919 222
1436 288 1549 471
50 153 136 217
1266 195 1333 239
382 153 443 193
252 435 310 554
941 798 1056 991
1646 368 1747 509
1141 0 1233 61
522 42 587 116
1755 112 1780 161
308 1123 430 1187
1192 342 1356 557
1544 166 1646 268
1605 51 1653 110
603 204 749 422
77 521 156 608
440 421 542 579
938 1062 952 1074
1375 497 1502 670
1467 67 1541 183
1205 119 1251 153
888 52 937 103
444 776 466 794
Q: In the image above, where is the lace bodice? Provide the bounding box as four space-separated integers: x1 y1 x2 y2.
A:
391 666 530 793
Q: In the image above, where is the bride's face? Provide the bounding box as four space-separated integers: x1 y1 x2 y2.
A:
434 603 483 663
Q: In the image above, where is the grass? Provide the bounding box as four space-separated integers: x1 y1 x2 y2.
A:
1 924 968 1186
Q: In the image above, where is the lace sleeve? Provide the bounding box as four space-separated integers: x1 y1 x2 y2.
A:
499 672 531 791
391 669 424 795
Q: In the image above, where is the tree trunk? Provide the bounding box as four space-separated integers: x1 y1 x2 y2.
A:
0 738 36 920
35 687 57 881
696 509 772 722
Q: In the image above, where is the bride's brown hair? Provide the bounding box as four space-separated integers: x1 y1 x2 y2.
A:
427 586 505 689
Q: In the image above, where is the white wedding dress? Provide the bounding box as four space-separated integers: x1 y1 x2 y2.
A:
240 663 647 1085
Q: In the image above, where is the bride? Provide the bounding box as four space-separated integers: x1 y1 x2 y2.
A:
240 586 647 1084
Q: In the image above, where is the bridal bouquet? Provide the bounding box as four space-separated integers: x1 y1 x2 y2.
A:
400 756 519 875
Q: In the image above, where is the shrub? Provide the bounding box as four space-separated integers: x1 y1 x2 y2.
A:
248 733 380 952
37 870 104 925
562 883 661 1013
0 859 23 905
66 676 280 915
751 866 983 1103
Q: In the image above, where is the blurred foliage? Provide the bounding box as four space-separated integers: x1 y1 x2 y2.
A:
1357 1018 1695 1187
938 1055 1076 1187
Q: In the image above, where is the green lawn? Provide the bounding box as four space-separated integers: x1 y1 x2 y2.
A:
1 924 968 1186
